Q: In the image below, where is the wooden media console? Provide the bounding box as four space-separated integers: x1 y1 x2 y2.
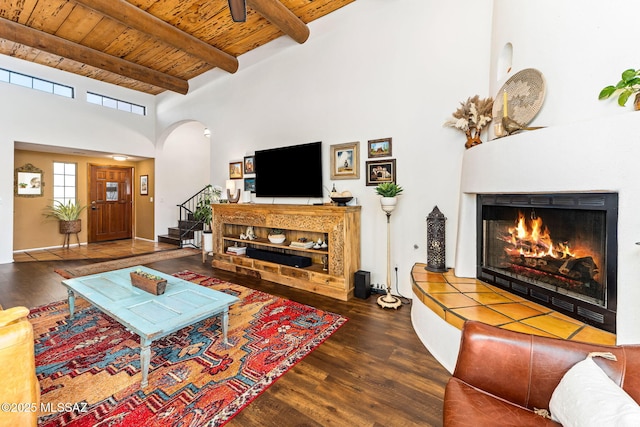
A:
211 204 361 300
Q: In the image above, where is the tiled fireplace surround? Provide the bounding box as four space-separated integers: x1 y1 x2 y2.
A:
411 114 640 372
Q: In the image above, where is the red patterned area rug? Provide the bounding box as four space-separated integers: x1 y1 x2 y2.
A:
32 271 347 426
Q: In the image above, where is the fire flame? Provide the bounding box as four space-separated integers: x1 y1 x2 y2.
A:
505 212 575 259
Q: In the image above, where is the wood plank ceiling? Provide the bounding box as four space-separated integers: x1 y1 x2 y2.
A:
0 0 355 95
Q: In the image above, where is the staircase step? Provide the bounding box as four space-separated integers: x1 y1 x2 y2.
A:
179 220 203 230
169 227 195 239
158 234 181 245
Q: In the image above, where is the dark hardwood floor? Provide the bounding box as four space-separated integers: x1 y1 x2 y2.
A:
0 253 449 426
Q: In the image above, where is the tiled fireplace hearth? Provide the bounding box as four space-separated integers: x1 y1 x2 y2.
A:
411 264 615 344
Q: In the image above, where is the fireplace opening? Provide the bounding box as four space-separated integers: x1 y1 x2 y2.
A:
477 193 617 333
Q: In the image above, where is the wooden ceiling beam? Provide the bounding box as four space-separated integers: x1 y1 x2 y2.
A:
248 0 310 44
0 18 189 94
72 0 239 74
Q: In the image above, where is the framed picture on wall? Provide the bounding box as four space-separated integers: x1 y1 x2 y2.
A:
366 159 396 186
368 137 392 158
140 175 148 195
229 161 243 179
15 163 44 197
243 156 255 175
330 141 360 180
244 177 256 193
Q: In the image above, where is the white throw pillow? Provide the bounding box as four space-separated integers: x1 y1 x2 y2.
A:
549 353 640 427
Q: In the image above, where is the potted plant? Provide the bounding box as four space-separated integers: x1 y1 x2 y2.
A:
375 182 404 197
268 228 286 244
599 68 640 109
43 200 87 234
193 185 222 252
193 185 222 229
375 182 404 213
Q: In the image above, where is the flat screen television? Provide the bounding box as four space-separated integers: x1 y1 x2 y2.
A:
254 141 323 198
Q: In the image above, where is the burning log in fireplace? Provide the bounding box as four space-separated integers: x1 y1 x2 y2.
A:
508 259 603 299
500 211 576 258
498 225 600 283
495 210 603 298
508 254 599 283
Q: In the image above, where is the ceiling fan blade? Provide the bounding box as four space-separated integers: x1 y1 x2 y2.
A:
228 0 247 22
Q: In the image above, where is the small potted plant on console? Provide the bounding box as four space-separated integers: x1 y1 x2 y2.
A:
268 228 286 244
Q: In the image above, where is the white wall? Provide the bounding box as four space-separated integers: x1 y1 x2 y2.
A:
0 55 157 263
490 0 638 126
155 121 212 237
156 0 494 295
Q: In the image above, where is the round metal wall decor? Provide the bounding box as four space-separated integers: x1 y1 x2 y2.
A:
426 206 447 272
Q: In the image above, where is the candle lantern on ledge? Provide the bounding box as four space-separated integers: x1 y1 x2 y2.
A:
426 206 447 272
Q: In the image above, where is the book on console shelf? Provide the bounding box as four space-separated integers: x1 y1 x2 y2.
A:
226 246 247 255
289 241 315 249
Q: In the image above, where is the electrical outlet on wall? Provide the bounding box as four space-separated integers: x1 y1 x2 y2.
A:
371 283 386 294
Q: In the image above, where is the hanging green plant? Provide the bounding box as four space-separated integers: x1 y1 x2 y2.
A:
599 68 640 107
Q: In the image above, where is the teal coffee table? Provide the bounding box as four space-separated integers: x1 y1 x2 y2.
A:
61 266 239 387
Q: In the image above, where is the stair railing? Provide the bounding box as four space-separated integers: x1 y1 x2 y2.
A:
177 185 215 248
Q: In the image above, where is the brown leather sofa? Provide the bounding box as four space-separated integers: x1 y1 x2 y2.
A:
0 306 40 427
443 321 640 426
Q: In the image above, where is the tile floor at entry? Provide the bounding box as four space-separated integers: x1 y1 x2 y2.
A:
13 240 177 262
411 263 616 346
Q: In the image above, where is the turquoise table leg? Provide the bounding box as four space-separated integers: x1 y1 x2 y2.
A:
140 338 151 388
222 308 230 345
67 288 75 319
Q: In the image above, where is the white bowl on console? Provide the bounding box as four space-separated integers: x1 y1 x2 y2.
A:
268 235 286 244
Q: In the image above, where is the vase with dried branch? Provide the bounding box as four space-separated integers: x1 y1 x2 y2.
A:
444 95 494 148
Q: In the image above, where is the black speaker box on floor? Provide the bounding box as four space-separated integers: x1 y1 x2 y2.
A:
246 247 312 268
354 270 371 299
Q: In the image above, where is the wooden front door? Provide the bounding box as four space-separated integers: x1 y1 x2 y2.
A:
89 165 133 242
